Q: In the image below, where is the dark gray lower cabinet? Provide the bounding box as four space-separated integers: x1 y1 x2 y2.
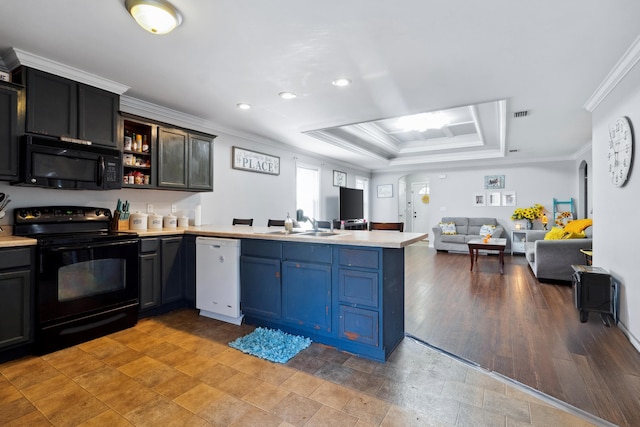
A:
240 239 405 361
161 236 184 304
139 236 184 315
0 247 33 353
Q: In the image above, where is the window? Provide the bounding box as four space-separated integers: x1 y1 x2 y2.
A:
296 163 320 224
355 176 369 221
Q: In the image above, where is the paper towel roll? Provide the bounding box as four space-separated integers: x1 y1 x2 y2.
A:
194 204 202 226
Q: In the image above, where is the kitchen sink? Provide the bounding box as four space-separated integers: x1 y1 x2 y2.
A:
257 230 306 235
299 231 341 237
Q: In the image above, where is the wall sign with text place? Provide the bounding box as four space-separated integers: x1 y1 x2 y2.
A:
232 146 280 175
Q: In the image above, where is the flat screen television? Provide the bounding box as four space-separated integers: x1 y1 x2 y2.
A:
339 187 364 221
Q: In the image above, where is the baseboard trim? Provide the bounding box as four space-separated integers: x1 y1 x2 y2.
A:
617 321 640 353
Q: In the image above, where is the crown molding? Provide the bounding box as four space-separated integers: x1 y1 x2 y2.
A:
2 48 130 94
584 35 640 112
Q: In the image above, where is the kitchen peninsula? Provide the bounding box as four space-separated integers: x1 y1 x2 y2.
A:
0 226 426 362
189 226 427 362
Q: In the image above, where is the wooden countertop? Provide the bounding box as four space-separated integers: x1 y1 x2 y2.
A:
0 225 428 249
0 235 38 248
184 225 427 248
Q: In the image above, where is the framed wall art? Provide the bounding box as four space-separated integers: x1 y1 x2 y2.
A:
377 184 393 198
502 191 516 207
484 175 505 189
232 146 280 175
333 170 347 187
487 192 501 206
473 192 486 206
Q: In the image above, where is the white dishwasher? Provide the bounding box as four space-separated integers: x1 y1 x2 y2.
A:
196 237 243 325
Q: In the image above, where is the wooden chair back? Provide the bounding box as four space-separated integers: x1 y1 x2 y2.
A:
369 222 404 232
232 218 254 226
267 219 285 227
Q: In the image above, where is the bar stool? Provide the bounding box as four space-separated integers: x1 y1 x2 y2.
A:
232 218 253 226
369 222 404 232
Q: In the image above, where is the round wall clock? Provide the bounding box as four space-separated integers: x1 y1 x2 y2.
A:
608 116 634 187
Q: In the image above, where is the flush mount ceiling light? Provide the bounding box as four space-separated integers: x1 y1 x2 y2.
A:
332 78 352 87
125 0 183 34
395 112 452 132
279 92 297 100
236 103 251 110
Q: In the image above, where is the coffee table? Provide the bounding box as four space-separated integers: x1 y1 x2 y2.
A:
467 238 507 274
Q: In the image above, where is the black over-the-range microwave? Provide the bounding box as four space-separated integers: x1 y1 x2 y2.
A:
13 135 122 190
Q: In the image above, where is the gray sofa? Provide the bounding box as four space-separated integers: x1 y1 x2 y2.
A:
432 217 504 252
524 227 593 282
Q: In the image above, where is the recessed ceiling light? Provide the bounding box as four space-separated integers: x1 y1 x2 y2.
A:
279 92 297 100
236 103 251 110
125 0 182 35
332 78 352 87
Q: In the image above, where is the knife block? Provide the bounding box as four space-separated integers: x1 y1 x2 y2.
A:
111 218 130 231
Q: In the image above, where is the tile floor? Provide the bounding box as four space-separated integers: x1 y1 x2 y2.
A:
0 309 609 426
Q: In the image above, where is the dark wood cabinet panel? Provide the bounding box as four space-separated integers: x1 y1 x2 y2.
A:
24 68 77 138
0 82 24 180
188 133 213 190
139 251 161 311
0 247 33 352
161 236 184 304
158 127 188 188
78 84 118 147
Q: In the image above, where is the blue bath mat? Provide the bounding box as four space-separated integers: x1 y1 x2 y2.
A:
229 327 311 363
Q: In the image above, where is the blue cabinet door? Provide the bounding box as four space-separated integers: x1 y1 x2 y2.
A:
282 260 332 334
240 256 281 319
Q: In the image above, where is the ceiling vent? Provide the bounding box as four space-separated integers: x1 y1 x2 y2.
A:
513 110 528 118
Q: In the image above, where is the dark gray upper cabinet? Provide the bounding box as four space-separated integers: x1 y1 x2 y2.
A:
158 126 214 191
188 133 213 190
0 82 24 181
158 127 188 189
18 68 118 148
78 84 119 147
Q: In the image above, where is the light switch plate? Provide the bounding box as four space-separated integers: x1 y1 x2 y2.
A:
147 204 153 213
171 204 177 213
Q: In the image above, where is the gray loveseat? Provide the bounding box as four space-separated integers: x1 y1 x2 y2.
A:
432 217 504 253
524 227 593 282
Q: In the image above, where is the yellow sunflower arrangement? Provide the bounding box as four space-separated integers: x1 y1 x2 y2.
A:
511 204 544 228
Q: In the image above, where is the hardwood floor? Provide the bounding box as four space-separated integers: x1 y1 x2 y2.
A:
404 244 640 427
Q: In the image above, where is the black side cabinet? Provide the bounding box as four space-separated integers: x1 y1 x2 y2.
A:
571 265 618 326
15 67 119 148
0 81 24 181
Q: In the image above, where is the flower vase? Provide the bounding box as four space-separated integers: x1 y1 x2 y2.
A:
526 220 533 230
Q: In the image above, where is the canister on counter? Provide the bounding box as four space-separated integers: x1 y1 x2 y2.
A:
178 216 189 228
163 214 177 229
129 212 148 230
148 213 163 229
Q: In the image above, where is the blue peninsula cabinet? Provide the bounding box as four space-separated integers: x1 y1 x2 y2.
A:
240 239 405 361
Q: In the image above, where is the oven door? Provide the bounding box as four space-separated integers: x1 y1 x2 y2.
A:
37 238 140 324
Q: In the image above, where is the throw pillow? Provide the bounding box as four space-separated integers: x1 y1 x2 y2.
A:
563 231 586 239
564 218 593 233
479 224 496 237
544 227 567 240
439 222 457 235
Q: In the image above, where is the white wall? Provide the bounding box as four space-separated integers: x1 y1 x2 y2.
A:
370 162 580 241
591 58 640 351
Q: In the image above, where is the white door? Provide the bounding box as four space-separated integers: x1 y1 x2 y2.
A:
409 182 429 233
